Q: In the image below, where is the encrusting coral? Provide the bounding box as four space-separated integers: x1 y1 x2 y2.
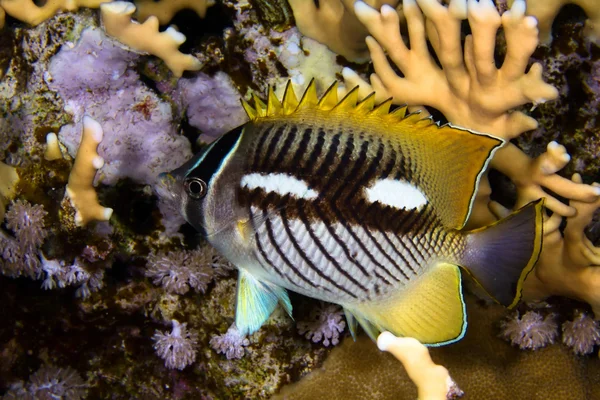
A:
100 1 202 78
288 0 401 63
64 115 113 227
507 0 600 44
0 0 107 26
134 0 215 25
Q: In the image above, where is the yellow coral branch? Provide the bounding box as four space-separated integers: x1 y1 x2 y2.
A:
101 1 202 78
0 0 108 26
45 133 64 161
377 332 462 400
0 161 18 221
0 6 5 29
508 0 600 44
65 116 113 227
135 0 214 25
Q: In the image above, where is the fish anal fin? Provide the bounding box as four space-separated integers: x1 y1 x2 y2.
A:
346 263 467 346
236 269 292 336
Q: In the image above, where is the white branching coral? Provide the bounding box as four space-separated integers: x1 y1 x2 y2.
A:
65 116 113 227
499 311 558 350
2 365 87 399
101 1 202 78
507 0 600 44
152 319 198 370
0 0 107 26
297 303 346 346
377 332 463 400
288 0 401 62
145 245 229 295
134 0 215 24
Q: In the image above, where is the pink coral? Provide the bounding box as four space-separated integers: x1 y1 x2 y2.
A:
209 324 250 360
562 311 600 356
499 311 558 350
2 365 86 399
297 303 346 347
145 246 229 295
152 320 198 370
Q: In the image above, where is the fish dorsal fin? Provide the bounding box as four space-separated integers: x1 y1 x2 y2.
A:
241 81 504 228
235 269 292 336
344 262 467 346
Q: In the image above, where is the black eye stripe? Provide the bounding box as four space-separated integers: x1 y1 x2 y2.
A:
187 125 245 184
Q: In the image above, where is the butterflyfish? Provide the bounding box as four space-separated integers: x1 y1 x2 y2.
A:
160 81 544 346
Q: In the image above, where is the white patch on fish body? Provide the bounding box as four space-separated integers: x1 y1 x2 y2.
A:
241 173 318 199
365 179 428 210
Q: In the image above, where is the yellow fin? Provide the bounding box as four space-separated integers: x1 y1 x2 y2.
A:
241 99 258 120
345 263 467 346
253 94 267 118
267 87 282 117
298 79 318 110
317 81 339 111
282 81 298 115
370 97 392 117
354 92 376 114
333 86 359 112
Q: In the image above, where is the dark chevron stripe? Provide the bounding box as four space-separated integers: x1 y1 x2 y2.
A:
254 231 287 280
289 127 313 171
280 206 357 298
252 124 273 170
301 128 324 175
272 126 298 169
260 125 286 169
314 132 342 179
296 200 369 293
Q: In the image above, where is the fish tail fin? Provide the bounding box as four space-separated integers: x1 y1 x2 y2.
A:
461 199 544 309
344 262 468 346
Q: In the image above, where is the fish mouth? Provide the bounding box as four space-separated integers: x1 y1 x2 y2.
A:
155 171 182 204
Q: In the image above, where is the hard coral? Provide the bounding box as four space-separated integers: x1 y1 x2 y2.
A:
145 246 229 295
289 0 401 63
134 0 215 24
101 1 202 78
152 319 198 370
0 0 106 26
297 303 346 347
499 311 558 350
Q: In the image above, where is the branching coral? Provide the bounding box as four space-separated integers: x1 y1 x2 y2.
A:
345 0 599 225
288 0 401 63
507 0 600 44
0 0 107 26
101 1 202 78
64 116 113 227
522 174 600 318
135 0 215 24
152 319 198 370
297 303 346 347
377 332 463 400
145 245 229 295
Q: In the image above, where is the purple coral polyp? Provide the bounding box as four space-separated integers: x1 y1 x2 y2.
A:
499 311 559 350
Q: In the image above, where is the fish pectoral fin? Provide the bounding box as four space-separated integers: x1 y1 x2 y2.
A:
235 269 292 336
346 262 467 346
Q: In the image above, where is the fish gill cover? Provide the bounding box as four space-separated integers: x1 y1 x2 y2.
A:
0 0 599 399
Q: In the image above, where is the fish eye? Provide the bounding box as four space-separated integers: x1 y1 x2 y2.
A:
184 177 207 199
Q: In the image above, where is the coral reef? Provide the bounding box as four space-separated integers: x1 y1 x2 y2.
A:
0 0 599 398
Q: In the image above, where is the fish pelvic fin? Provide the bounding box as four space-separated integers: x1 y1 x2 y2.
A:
461 199 544 309
344 263 467 346
235 269 292 336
